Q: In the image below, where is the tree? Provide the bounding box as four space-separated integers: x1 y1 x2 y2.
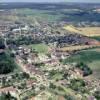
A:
0 38 5 49
49 83 56 89
63 73 69 79
22 72 30 79
40 85 45 90
2 77 6 87
6 92 12 100
0 52 16 74
64 95 75 100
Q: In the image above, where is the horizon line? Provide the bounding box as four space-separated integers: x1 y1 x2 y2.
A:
0 1 100 4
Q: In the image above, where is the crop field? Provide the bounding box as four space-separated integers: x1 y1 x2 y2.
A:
57 45 99 52
62 48 100 78
78 27 100 37
63 25 100 37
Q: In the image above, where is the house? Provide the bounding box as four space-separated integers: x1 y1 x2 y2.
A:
34 91 52 100
38 54 50 62
21 25 29 31
68 68 83 79
87 96 96 100
26 80 37 89
45 59 59 66
74 68 84 77
0 49 5 54
29 96 35 100
0 25 9 34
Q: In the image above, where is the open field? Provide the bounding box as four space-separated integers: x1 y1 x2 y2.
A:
63 25 100 37
63 48 100 63
62 48 100 78
29 43 49 54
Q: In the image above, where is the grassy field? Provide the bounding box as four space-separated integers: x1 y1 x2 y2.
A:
63 25 100 37
88 61 100 79
63 48 100 78
64 50 100 63
29 43 48 54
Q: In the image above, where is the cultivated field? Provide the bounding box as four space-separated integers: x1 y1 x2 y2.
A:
57 45 100 52
63 25 100 37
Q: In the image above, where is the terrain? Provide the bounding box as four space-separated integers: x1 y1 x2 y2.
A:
0 2 100 100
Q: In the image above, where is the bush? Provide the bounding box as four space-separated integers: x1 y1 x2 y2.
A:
64 95 76 100
49 83 56 89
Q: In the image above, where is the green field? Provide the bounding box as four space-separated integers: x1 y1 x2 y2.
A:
62 48 100 78
29 43 48 54
63 49 100 63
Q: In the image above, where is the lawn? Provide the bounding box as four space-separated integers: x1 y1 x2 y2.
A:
29 43 48 54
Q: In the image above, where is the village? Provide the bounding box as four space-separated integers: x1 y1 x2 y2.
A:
0 17 100 100
1 1 100 98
